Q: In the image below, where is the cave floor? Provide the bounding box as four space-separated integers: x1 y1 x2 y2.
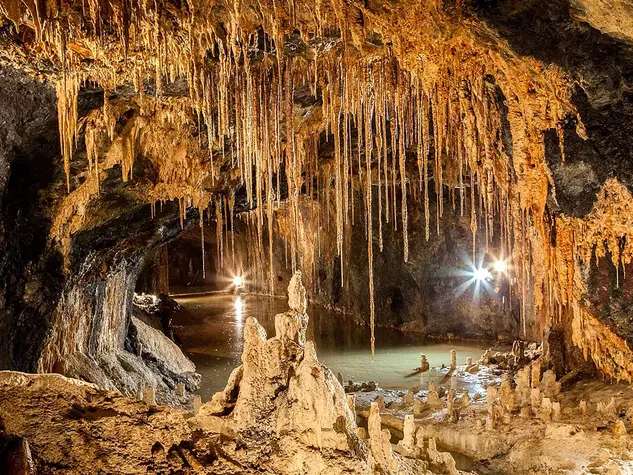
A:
354 375 633 474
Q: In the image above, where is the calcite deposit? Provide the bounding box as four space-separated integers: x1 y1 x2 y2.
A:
189 272 455 474
2 0 633 472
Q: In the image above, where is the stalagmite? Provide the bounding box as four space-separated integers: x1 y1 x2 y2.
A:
193 395 202 415
368 402 397 473
514 366 531 409
541 370 561 399
541 397 552 422
144 385 156 406
395 414 420 458
427 383 442 407
404 390 414 405
419 354 430 373
531 361 541 389
499 375 515 413
446 389 459 422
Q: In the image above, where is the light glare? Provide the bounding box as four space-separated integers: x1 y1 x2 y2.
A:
493 260 507 272
473 267 491 281
233 275 244 287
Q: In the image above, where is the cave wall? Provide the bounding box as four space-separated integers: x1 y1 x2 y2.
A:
0 68 203 402
0 67 63 371
136 246 169 295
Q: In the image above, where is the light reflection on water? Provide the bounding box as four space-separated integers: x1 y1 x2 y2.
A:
172 294 489 401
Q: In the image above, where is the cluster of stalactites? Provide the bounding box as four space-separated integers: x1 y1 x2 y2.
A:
59 51 562 360
8 0 593 359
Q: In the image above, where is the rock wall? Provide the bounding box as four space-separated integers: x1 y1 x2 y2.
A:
0 69 202 403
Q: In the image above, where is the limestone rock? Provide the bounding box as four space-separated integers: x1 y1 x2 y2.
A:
613 419 627 436
132 316 196 375
189 274 377 474
420 354 430 373
541 370 561 399
0 371 197 473
597 397 618 422
193 394 202 415
368 402 398 472
143 385 156 405
287 271 307 314
347 394 356 420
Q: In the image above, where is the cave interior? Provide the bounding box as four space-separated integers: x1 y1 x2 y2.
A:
2 0 633 473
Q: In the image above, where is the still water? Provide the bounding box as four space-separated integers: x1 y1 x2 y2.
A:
172 294 488 401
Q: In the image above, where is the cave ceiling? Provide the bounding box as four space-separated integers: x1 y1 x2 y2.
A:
2 0 633 377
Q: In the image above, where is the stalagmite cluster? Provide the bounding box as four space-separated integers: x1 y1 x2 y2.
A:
189 271 461 473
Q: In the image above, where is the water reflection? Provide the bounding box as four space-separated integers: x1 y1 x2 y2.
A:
172 294 488 401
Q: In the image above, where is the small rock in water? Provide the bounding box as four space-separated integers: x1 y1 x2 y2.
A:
419 354 430 372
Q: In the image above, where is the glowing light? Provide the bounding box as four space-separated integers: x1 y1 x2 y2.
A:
473 267 491 282
233 275 244 287
493 260 507 272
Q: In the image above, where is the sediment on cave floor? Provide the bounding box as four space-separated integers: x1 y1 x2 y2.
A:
2 0 633 473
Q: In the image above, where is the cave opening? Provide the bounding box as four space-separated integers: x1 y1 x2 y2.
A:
2 0 633 473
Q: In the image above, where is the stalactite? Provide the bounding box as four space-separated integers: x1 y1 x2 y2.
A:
397 85 408 262
57 73 80 193
20 0 629 373
200 212 206 280
216 197 224 272
365 104 375 361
